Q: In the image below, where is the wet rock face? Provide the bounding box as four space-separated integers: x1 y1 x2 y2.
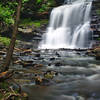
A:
91 0 100 47
17 25 46 42
96 55 100 60
87 46 100 60
55 0 64 5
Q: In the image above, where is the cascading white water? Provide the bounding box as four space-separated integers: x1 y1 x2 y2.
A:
39 0 92 49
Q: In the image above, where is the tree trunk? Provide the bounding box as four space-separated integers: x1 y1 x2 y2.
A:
2 0 22 71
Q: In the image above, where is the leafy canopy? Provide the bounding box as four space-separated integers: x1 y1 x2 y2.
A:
0 0 29 25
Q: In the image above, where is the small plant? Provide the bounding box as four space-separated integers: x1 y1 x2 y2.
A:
96 10 100 15
0 36 10 46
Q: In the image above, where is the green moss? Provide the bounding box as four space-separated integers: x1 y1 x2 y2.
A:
0 36 10 46
97 38 100 40
0 36 19 46
20 18 48 27
33 20 41 27
96 9 100 15
0 93 3 99
33 20 48 27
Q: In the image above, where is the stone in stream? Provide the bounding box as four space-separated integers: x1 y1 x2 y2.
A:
34 70 58 86
22 62 34 67
50 57 55 61
34 64 43 68
15 59 34 67
34 74 50 86
55 62 63 66
19 49 32 56
0 51 6 55
95 55 100 60
90 24 97 29
44 71 54 79
87 46 100 60
55 52 61 57
95 53 100 60
13 59 22 65
35 53 40 57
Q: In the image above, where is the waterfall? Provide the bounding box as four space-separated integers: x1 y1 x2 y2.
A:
39 0 92 49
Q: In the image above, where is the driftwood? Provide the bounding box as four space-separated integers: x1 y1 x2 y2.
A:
14 48 32 54
0 84 28 100
0 70 14 82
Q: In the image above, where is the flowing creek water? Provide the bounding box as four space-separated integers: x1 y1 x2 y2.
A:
14 0 100 100
18 49 100 100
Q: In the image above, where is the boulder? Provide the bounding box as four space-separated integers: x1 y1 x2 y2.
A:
34 75 50 85
96 54 100 60
87 47 100 60
34 64 43 68
55 62 63 66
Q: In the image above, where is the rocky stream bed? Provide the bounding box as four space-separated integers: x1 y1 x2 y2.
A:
12 48 100 100
0 42 100 100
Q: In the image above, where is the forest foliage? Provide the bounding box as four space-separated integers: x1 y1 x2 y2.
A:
0 0 55 46
0 0 55 26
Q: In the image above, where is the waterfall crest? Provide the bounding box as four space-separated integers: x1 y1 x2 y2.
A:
39 0 92 49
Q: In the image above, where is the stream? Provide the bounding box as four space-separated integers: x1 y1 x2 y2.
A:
15 49 100 100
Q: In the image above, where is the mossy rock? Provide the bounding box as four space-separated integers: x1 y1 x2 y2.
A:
20 18 48 28
96 10 100 15
44 73 54 79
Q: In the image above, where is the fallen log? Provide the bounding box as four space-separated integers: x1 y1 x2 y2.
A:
0 70 14 82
